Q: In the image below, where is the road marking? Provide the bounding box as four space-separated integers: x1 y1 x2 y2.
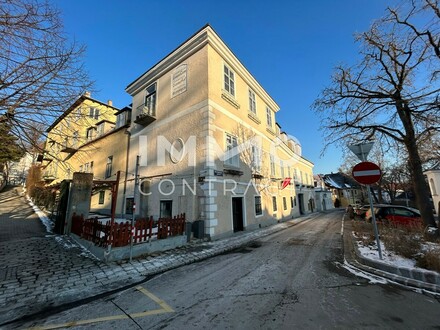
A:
27 286 174 330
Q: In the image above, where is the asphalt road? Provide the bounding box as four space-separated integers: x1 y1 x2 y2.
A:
18 212 440 329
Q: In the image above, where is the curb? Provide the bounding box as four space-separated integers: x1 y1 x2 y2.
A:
342 217 440 294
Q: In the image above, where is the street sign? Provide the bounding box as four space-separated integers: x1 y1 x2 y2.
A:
352 162 382 185
348 142 374 161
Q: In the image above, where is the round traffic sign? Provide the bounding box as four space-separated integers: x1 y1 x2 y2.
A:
352 162 382 185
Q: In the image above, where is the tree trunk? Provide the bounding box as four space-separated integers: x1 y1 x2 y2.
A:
397 99 436 228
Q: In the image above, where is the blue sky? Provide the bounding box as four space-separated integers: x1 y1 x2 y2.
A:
52 0 399 174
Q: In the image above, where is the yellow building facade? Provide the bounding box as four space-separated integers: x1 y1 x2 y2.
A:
42 94 131 216
125 25 315 239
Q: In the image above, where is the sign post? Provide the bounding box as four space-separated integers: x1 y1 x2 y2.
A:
349 143 383 259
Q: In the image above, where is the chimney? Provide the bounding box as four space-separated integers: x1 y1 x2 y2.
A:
107 100 113 106
84 91 91 97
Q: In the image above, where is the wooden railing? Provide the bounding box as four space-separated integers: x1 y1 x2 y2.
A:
71 213 186 248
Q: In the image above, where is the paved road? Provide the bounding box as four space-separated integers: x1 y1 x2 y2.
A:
17 212 440 329
0 186 46 242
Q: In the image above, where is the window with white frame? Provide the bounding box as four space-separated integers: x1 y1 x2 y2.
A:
225 133 239 167
144 83 157 116
224 65 235 96
249 89 256 114
270 155 276 177
89 107 99 120
266 107 273 127
251 145 261 172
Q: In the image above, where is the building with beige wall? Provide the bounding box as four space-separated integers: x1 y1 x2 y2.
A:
41 94 131 216
125 25 315 239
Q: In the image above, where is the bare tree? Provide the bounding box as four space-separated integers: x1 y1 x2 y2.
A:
0 0 93 153
313 1 439 229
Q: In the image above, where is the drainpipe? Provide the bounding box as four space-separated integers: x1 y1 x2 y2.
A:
122 129 131 217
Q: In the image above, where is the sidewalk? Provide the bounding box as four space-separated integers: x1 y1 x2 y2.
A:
0 187 322 326
342 216 440 294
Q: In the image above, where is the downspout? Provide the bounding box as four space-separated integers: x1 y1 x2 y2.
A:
121 128 131 217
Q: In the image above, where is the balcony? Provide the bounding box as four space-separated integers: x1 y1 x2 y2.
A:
134 104 156 126
61 140 78 153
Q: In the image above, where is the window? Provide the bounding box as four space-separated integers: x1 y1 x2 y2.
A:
84 163 89 173
105 156 113 178
116 112 128 128
90 161 94 175
99 191 105 204
270 155 276 177
249 89 256 114
291 196 294 208
224 65 235 96
266 107 273 127
144 83 157 116
96 122 104 136
255 196 262 216
251 146 261 172
160 200 172 219
272 196 277 212
89 107 99 120
125 197 134 215
225 133 239 167
280 160 285 178
283 197 287 210
86 128 94 141
79 165 83 172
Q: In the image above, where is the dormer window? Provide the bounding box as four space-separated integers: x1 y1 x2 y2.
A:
96 122 105 136
86 127 95 141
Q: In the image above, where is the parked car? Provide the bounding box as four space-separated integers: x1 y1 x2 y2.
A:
365 204 423 228
355 205 370 218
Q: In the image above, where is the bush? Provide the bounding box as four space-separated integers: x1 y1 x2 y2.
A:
416 249 440 273
352 221 376 246
380 224 423 259
30 186 56 210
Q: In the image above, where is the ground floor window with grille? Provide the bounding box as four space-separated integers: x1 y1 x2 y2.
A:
255 196 262 216
126 197 134 215
99 191 105 204
283 197 287 210
160 200 172 218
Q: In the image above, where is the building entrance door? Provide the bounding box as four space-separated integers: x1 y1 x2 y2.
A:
232 197 244 232
298 193 305 215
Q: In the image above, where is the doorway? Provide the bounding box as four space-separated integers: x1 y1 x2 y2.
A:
232 197 244 232
298 194 305 215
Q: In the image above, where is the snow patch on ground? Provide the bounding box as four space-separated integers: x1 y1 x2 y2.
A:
342 259 388 284
26 195 53 233
355 239 417 269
